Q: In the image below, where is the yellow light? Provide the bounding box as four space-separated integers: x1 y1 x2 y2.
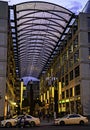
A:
5 95 8 100
58 82 61 100
52 87 54 97
62 100 65 103
47 90 49 99
73 87 74 96
23 86 26 90
66 99 69 102
20 81 24 109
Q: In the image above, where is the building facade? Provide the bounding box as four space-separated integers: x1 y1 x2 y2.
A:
0 0 90 119
0 1 8 119
40 2 90 116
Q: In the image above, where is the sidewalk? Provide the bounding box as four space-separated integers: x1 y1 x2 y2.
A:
40 119 54 126
40 119 90 126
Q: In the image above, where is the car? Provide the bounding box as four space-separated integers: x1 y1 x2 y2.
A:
22 115 40 127
0 116 17 127
54 114 88 125
1 114 40 128
0 115 25 128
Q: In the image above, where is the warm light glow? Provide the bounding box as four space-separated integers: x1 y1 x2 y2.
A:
20 81 24 109
52 87 54 97
49 87 52 97
73 87 74 96
61 100 65 103
66 99 69 102
5 95 8 100
47 90 49 99
23 86 26 90
58 82 61 100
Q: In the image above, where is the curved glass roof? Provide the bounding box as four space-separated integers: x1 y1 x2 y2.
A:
12 1 74 78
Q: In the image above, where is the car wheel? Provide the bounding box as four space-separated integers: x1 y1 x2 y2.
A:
60 121 65 126
5 122 12 127
79 120 84 125
30 121 35 127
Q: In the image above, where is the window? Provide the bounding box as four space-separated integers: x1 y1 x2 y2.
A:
62 91 65 99
66 89 69 98
65 74 68 86
73 36 78 49
74 66 80 77
61 66 64 76
74 50 79 63
89 47 90 55
62 77 65 88
69 56 73 68
87 17 90 27
70 70 73 81
75 84 80 96
27 115 32 118
88 32 90 43
70 88 73 97
68 44 73 55
64 62 68 73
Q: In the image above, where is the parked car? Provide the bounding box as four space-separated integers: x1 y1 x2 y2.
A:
1 114 40 128
0 116 18 127
54 114 88 125
22 115 41 127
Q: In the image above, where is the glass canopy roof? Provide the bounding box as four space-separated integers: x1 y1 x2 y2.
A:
11 1 74 79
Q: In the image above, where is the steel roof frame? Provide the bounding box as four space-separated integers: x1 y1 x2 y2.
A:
9 1 75 79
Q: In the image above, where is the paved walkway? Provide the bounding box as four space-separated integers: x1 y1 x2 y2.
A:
40 119 90 126
40 119 54 126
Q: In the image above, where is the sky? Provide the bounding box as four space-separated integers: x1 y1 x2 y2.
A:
1 0 89 14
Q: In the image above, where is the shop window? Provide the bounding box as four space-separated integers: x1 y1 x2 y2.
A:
74 66 80 77
75 84 80 96
70 70 73 81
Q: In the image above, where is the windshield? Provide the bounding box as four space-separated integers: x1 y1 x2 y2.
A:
12 115 18 119
62 114 69 118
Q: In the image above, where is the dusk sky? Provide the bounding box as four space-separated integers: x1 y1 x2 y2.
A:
1 0 89 14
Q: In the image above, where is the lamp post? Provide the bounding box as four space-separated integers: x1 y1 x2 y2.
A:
29 80 33 115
